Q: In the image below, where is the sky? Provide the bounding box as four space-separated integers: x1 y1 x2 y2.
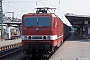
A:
2 0 90 26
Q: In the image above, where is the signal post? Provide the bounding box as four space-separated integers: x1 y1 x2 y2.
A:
0 0 3 41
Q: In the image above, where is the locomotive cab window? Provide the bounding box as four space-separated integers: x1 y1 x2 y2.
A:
24 16 51 27
38 17 51 27
24 17 37 27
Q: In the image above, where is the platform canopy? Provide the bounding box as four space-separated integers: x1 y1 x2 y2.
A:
65 13 90 27
4 22 22 25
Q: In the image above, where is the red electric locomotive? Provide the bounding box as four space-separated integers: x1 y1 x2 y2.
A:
22 7 70 57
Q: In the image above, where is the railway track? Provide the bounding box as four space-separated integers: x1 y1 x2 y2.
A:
0 47 22 59
0 41 63 60
22 43 61 60
23 49 57 60
23 57 50 60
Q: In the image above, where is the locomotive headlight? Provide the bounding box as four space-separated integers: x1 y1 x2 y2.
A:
43 36 46 39
46 35 57 40
43 36 51 40
24 36 27 40
22 36 29 40
27 36 29 40
47 36 51 40
29 36 31 39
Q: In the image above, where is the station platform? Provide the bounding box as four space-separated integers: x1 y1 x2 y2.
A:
0 39 21 47
49 33 90 60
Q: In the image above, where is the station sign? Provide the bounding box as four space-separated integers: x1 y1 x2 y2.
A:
84 21 88 24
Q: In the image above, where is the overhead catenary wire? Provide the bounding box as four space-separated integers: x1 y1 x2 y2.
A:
42 0 61 15
3 0 59 14
3 0 89 16
3 1 37 13
3 1 35 3
3 4 27 13
39 1 55 13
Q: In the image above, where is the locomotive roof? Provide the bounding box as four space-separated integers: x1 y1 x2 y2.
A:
35 7 56 10
26 13 57 17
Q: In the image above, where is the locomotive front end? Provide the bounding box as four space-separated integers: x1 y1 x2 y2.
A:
21 7 63 57
22 14 55 57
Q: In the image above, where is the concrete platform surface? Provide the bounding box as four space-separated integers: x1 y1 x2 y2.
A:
0 39 21 47
49 34 90 60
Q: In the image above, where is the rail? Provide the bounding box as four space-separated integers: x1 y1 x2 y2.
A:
0 43 22 51
60 58 88 60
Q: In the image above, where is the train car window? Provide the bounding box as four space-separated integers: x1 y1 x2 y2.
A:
24 17 37 27
38 17 51 27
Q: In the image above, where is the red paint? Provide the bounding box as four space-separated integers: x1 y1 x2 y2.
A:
22 13 63 47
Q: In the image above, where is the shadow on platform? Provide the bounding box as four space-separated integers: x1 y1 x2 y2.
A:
66 33 90 42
